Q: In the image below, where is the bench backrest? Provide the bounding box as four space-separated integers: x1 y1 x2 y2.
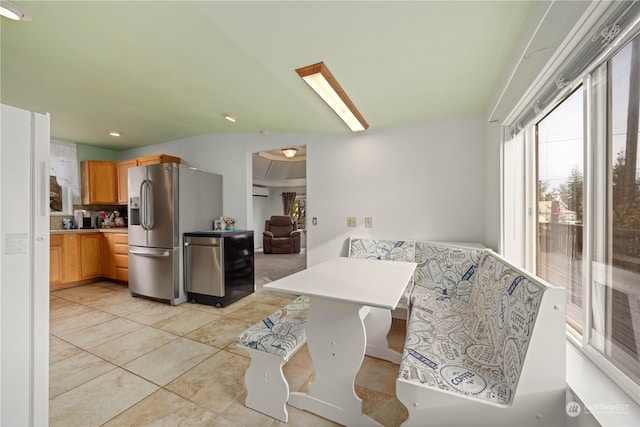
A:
348 237 415 262
472 250 546 395
349 236 415 277
413 242 484 303
348 238 486 303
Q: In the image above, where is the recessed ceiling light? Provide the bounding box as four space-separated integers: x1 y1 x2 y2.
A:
0 1 31 21
109 131 122 137
223 113 238 123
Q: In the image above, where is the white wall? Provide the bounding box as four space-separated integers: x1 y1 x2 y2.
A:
484 123 501 251
122 113 487 266
252 195 269 249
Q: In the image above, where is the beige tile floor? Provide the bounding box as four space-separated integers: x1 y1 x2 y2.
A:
50 281 409 426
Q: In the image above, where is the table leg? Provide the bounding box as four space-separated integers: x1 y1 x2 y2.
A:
288 296 382 426
363 306 402 364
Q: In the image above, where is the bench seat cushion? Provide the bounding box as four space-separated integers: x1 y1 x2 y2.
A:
399 290 513 406
236 296 310 359
400 251 547 406
412 242 483 303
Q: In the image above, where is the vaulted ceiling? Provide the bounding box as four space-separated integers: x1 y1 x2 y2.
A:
1 0 578 151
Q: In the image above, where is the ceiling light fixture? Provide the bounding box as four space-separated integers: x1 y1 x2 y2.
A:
282 148 298 159
0 1 30 21
295 61 368 132
108 131 122 137
223 113 238 123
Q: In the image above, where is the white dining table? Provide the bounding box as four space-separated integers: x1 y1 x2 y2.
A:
263 256 417 426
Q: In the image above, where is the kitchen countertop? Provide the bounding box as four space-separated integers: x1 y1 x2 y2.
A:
51 228 128 234
184 230 253 237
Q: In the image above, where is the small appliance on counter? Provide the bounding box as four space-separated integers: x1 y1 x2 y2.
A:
74 209 96 229
184 230 254 307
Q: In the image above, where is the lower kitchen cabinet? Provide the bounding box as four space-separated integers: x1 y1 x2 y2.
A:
113 233 129 282
50 231 128 290
80 233 102 279
62 233 80 284
102 232 129 281
49 234 63 286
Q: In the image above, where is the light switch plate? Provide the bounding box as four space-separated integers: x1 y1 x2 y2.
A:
365 217 373 228
347 217 357 227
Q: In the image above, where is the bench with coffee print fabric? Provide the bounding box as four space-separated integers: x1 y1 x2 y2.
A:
236 295 309 422
396 250 566 426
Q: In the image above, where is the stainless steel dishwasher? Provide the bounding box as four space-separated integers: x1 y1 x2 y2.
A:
184 231 254 307
184 235 224 304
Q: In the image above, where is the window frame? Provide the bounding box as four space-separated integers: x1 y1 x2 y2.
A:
504 32 640 404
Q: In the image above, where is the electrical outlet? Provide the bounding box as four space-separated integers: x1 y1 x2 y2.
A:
364 217 373 228
347 217 357 227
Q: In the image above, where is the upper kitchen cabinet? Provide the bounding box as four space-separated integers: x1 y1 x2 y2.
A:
82 155 180 205
81 160 117 204
117 159 138 204
137 154 181 166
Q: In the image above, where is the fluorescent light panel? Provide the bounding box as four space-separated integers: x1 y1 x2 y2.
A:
223 113 238 123
0 1 30 20
296 62 368 132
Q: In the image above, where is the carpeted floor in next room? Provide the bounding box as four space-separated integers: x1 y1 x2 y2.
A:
253 248 307 288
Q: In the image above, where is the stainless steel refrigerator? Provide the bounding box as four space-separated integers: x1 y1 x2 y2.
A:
128 163 222 305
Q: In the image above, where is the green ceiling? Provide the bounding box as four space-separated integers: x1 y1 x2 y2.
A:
1 1 539 149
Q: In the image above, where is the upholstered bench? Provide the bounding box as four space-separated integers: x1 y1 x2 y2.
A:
411 241 484 304
348 238 484 319
236 295 309 422
396 250 566 426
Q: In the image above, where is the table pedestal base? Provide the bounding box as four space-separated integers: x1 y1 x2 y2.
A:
288 392 382 426
291 297 392 426
363 306 402 364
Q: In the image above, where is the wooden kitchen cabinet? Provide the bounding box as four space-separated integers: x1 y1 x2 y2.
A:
81 160 117 204
49 234 63 287
83 155 180 205
113 233 129 282
117 159 138 204
50 231 107 290
102 232 128 282
62 234 80 284
102 233 115 279
80 233 102 279
136 154 181 166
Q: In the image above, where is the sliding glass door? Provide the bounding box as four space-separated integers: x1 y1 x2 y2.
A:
536 87 585 334
533 33 640 386
590 35 640 382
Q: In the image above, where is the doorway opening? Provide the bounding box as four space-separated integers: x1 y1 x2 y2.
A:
251 146 307 288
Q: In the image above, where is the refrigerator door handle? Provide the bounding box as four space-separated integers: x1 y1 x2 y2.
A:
129 248 171 257
139 180 148 230
140 179 155 230
144 179 155 230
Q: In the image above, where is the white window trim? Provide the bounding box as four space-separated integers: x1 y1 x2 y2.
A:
500 4 640 410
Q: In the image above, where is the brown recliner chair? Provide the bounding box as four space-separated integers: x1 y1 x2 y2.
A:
263 215 301 254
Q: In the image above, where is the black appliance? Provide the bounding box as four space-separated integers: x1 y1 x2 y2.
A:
183 230 254 307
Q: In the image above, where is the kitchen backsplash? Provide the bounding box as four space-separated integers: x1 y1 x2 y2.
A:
51 215 73 230
51 205 126 230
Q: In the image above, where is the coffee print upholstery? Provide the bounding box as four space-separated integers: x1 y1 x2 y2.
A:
398 250 545 406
